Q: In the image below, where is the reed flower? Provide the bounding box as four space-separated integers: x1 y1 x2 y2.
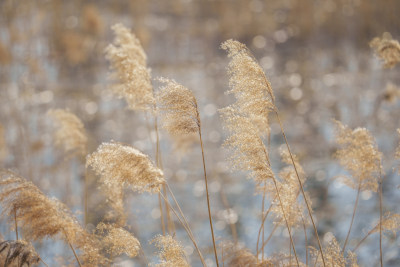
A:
311 237 359 267
48 109 87 157
372 212 400 237
0 171 105 265
151 235 189 267
370 34 400 69
96 223 140 258
271 148 308 228
0 240 40 267
105 23 154 110
87 142 164 193
156 78 200 135
86 142 164 224
220 106 274 191
334 120 382 192
221 39 274 136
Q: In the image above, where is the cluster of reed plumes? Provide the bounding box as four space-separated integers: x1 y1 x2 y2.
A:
0 23 400 267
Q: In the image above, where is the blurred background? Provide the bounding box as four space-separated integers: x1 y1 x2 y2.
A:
1 0 400 266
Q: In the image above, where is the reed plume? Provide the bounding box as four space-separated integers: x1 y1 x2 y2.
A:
48 109 88 157
311 237 359 267
270 148 308 228
105 23 154 111
156 78 200 135
334 120 382 252
220 40 308 265
0 240 40 267
0 170 106 266
334 120 382 192
370 34 400 69
156 77 219 266
86 142 164 224
96 223 140 258
221 39 274 136
151 235 189 267
219 106 274 189
372 212 400 237
222 243 271 267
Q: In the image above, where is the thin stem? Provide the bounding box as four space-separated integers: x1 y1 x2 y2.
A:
271 178 300 266
13 206 18 240
158 192 166 235
220 188 238 244
198 127 219 267
259 221 280 252
256 197 276 257
153 113 167 235
301 214 308 266
261 188 266 262
68 241 82 267
379 169 383 267
259 143 300 266
84 169 88 225
40 257 50 267
273 109 326 267
342 181 362 252
353 227 376 252
160 192 206 266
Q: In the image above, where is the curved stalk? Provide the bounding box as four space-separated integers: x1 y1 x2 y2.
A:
342 181 362 252
273 109 326 267
198 125 219 267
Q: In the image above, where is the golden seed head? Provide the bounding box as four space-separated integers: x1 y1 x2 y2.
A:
96 223 140 258
151 235 189 267
334 120 382 192
87 142 164 193
370 33 400 69
48 109 88 157
221 39 274 136
105 23 154 111
156 77 200 136
220 106 274 191
0 240 40 266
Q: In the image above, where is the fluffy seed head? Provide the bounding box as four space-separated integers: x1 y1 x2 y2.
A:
370 34 400 69
221 39 274 136
156 78 200 136
96 223 140 258
105 23 154 110
87 142 164 193
310 237 358 267
220 106 274 191
0 240 40 266
373 212 400 237
334 120 382 192
0 171 105 265
48 109 87 157
270 148 308 228
151 235 189 267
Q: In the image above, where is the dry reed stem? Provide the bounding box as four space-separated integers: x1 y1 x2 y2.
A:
342 181 362 252
159 192 206 266
220 188 238 244
199 128 220 267
157 78 219 266
273 108 326 267
379 170 383 267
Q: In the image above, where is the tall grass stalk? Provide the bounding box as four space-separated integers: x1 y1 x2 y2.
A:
342 181 362 251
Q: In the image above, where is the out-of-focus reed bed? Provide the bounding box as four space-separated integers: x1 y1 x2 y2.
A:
1 1 400 266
